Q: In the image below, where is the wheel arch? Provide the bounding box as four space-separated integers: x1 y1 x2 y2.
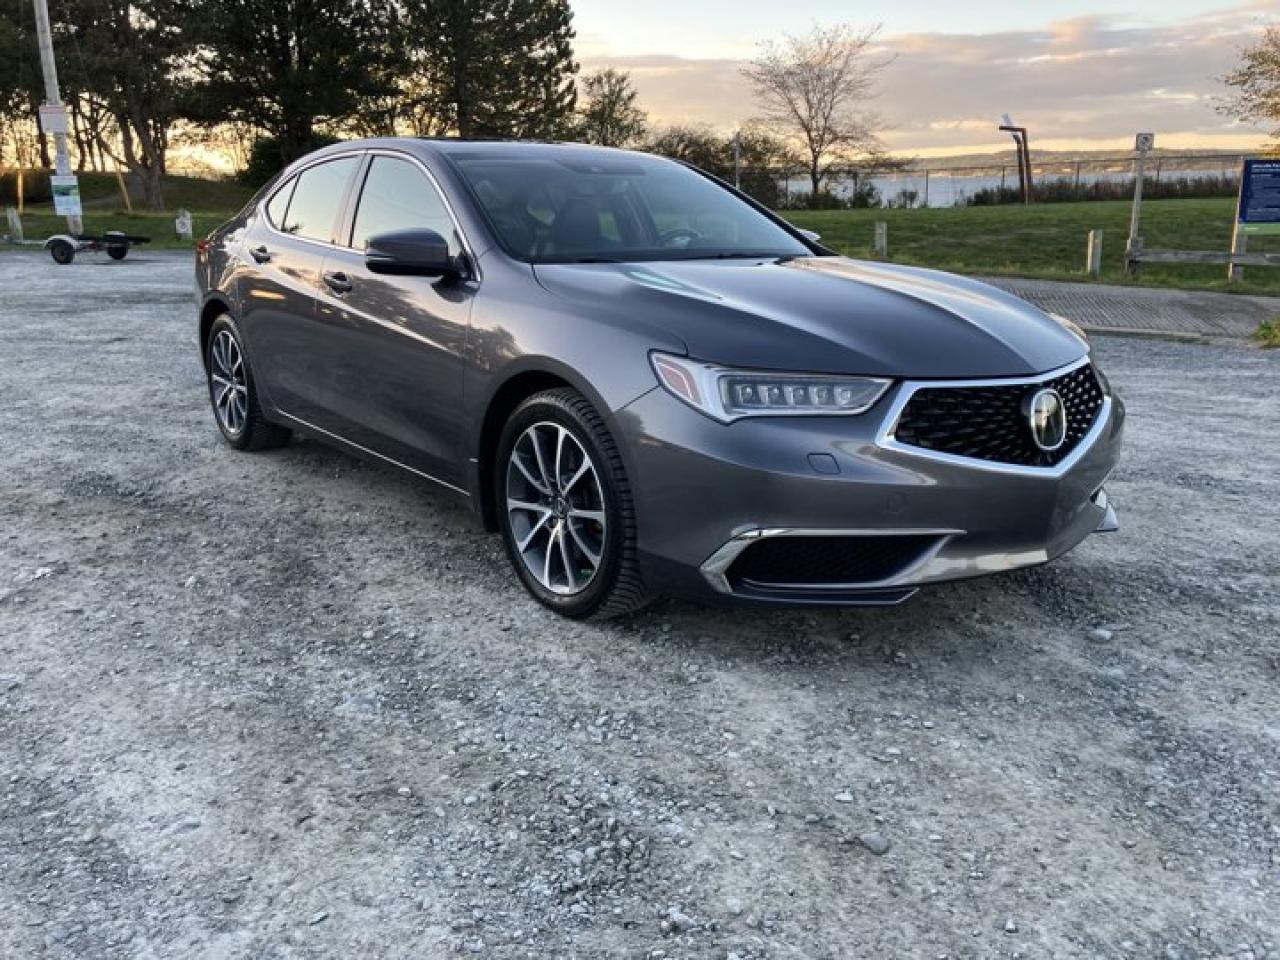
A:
475 368 575 532
198 295 233 369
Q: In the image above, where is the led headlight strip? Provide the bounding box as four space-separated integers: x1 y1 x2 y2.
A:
651 352 891 423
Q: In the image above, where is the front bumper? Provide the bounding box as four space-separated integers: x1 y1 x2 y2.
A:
617 367 1125 606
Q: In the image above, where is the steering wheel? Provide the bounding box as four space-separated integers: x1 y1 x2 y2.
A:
658 227 703 248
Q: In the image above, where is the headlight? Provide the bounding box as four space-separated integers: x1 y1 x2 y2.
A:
650 352 891 423
1050 313 1089 345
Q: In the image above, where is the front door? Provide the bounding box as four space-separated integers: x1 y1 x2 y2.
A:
312 153 477 488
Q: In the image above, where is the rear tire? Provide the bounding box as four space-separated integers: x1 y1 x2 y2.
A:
49 239 74 265
106 245 128 261
205 314 291 451
495 388 648 620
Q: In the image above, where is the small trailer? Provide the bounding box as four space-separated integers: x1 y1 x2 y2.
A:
43 229 151 264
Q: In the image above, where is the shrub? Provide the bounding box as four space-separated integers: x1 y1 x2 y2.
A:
239 134 342 188
0 169 52 205
965 174 1240 206
1257 318 1280 348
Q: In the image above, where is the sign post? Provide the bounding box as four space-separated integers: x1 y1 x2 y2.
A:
1232 157 1280 283
32 0 82 234
1125 133 1154 276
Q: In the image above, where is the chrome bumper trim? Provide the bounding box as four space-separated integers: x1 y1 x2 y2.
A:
699 526 963 596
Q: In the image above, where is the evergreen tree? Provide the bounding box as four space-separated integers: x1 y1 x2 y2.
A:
183 0 402 163
402 0 578 140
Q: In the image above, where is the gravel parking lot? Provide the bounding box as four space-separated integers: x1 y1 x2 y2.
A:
2 250 1278 959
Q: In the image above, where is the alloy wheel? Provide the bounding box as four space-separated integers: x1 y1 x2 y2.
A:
209 329 248 436
505 421 606 595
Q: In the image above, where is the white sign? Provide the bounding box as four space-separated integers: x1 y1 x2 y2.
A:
38 104 69 135
51 175 82 217
1135 132 1155 152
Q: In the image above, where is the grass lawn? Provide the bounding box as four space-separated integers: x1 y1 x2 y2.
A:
784 198 1280 295
3 174 255 250
5 178 1280 295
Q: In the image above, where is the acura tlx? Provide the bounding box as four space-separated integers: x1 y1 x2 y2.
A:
195 138 1123 619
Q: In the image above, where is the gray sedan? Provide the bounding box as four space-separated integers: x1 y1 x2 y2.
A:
195 138 1123 618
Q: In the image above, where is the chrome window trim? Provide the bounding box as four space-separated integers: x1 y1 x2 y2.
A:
874 355 1112 479
700 526 963 595
262 150 367 251
260 148 481 279
346 149 480 275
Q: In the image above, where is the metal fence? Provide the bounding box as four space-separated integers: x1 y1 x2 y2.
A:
760 154 1254 209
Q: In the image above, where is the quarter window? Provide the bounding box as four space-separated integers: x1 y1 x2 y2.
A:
278 156 360 243
351 156 461 254
264 177 295 227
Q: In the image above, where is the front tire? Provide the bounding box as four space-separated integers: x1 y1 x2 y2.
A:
205 314 291 451
496 388 648 619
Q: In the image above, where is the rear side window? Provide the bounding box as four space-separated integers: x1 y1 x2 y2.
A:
278 156 360 243
350 156 461 254
264 177 295 227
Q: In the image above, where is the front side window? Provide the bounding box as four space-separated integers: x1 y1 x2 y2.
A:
350 156 461 254
453 152 811 264
278 156 360 243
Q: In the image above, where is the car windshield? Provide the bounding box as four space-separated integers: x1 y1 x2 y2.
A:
451 152 813 264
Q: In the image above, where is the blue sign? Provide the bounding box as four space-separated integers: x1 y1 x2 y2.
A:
1238 158 1280 235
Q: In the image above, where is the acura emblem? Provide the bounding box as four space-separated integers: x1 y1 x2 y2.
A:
1025 388 1067 452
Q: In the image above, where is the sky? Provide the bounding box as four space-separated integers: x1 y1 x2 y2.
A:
573 0 1276 156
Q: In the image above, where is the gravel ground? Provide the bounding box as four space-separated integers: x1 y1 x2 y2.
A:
2 251 1278 960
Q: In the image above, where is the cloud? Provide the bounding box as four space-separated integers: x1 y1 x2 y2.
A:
581 4 1274 154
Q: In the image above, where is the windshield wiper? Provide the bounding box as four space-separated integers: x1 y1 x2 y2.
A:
672 251 802 261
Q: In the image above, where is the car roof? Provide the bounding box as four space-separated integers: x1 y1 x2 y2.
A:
308 136 639 161
418 138 647 162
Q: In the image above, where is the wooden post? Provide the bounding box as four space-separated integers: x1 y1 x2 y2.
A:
873 221 888 257
16 169 23 215
1125 134 1153 276
923 170 930 208
114 167 133 212
1086 229 1103 279
5 205 23 243
1229 158 1247 284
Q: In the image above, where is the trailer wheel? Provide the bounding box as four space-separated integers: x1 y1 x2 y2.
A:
106 244 128 261
49 239 75 265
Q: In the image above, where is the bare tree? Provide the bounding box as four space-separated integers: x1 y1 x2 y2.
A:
1220 26 1280 147
742 24 891 202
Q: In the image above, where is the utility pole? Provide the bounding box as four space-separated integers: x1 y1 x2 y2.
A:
32 0 83 233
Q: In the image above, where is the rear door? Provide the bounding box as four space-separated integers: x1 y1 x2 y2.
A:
238 154 362 426
313 153 477 487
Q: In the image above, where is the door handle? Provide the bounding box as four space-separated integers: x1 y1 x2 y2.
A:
249 245 272 264
322 270 353 294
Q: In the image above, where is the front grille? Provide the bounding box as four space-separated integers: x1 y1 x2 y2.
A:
727 535 939 588
893 363 1105 467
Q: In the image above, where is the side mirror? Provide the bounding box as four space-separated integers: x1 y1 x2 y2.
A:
797 228 821 243
365 228 463 278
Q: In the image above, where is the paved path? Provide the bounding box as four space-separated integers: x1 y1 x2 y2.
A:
985 276 1279 339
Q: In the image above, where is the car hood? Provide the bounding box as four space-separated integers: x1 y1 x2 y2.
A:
533 256 1086 378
